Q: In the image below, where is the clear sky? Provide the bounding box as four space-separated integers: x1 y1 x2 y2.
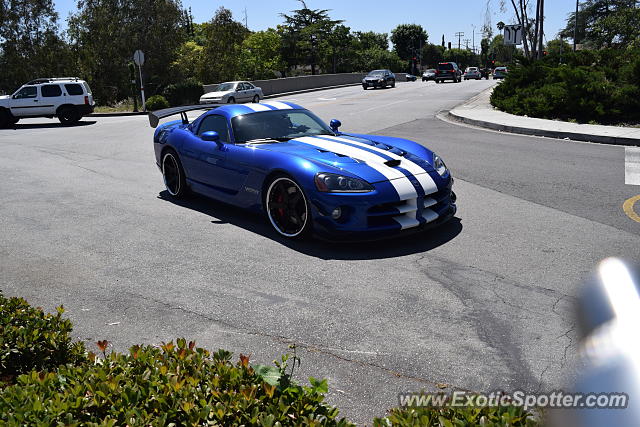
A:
53 0 579 49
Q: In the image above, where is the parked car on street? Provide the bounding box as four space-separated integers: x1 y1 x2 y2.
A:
405 74 417 82
463 67 482 80
493 67 508 79
422 69 436 81
0 77 94 127
362 69 396 89
435 62 462 83
200 81 263 104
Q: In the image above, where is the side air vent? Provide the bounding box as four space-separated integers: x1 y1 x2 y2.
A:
384 159 401 167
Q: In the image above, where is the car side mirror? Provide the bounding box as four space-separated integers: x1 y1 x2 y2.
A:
329 119 341 133
201 131 221 144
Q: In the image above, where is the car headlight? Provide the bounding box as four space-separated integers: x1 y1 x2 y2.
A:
314 173 374 192
433 153 448 176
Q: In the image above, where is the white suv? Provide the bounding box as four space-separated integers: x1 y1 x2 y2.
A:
0 77 95 127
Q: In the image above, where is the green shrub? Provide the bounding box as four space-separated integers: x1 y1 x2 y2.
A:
163 78 204 106
0 292 86 384
373 395 539 426
145 95 170 111
491 48 640 124
0 340 353 426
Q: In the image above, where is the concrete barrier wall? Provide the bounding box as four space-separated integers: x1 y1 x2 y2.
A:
204 72 410 96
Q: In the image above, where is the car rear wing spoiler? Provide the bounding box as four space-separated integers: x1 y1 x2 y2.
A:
148 104 219 128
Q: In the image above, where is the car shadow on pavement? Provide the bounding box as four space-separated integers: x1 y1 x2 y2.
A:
2 121 97 130
159 191 462 260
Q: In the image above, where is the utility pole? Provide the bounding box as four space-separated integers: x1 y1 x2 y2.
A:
471 24 476 54
464 39 471 50
538 0 544 59
573 0 579 51
455 32 464 50
243 7 248 29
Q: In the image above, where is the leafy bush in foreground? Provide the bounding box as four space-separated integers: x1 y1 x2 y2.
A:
0 292 86 384
374 395 538 426
0 340 352 426
145 95 170 111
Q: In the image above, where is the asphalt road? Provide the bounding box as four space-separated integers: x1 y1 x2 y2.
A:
1 80 638 424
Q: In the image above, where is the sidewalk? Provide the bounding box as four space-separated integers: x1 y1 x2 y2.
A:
448 87 640 146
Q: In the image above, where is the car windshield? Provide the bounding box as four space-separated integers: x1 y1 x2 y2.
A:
367 70 385 77
232 110 333 143
214 83 236 92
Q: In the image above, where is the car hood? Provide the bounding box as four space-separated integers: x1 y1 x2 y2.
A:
201 90 233 99
252 134 435 183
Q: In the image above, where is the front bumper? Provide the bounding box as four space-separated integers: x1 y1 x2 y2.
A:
362 80 387 87
309 178 456 241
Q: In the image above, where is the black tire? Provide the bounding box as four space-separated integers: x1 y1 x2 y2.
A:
265 175 311 239
252 95 260 103
362 85 367 90
391 79 395 88
227 97 235 104
161 149 187 198
0 109 9 128
58 106 81 125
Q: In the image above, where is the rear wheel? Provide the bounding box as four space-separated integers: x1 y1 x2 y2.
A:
58 106 80 125
265 176 310 239
162 149 187 198
252 95 260 103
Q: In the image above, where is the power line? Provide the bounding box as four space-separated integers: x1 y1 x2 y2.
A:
454 32 464 50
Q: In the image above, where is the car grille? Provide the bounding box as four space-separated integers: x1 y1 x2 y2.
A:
366 188 452 228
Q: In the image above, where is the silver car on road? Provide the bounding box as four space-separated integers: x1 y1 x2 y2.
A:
199 81 264 104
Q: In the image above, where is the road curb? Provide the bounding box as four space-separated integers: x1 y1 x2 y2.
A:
447 110 640 146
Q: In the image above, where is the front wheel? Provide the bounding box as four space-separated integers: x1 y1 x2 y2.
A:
252 95 260 103
390 79 395 88
265 176 311 239
362 85 367 90
162 149 187 198
227 97 235 104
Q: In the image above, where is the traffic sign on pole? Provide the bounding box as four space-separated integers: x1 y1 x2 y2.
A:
133 50 146 111
503 25 523 45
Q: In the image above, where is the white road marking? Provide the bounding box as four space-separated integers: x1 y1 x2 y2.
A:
625 147 640 186
318 97 337 101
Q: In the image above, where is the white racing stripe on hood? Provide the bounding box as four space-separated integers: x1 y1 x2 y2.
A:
323 135 438 195
243 103 273 112
263 101 292 109
295 136 417 199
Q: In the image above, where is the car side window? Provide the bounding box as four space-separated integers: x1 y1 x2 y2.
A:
14 86 37 99
197 114 230 142
245 82 254 89
64 84 84 95
238 83 246 91
42 84 62 97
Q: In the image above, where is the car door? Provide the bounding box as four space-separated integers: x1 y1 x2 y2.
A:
39 84 63 115
238 83 251 102
180 114 236 193
9 86 48 117
244 82 257 100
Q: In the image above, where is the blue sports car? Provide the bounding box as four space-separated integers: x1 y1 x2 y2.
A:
149 101 456 240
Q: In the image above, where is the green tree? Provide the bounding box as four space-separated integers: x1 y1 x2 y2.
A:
170 41 205 81
323 24 354 73
353 48 404 72
240 29 285 80
443 48 479 69
200 7 249 83
353 31 388 51
0 0 72 93
489 34 516 64
561 0 639 49
390 24 428 61
279 0 343 75
421 43 444 68
68 0 189 104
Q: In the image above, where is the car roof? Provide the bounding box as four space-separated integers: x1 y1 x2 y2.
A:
197 101 305 122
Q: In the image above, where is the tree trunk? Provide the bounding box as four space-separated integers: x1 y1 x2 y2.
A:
538 0 544 59
511 0 531 58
